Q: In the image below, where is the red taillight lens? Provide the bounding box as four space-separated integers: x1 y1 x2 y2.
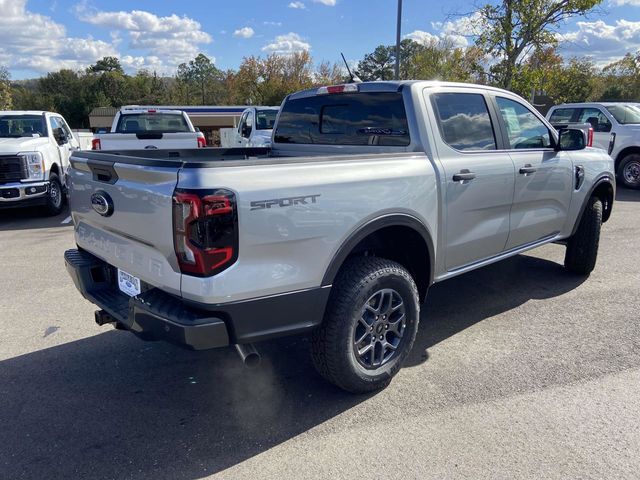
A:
197 135 206 148
91 138 101 150
587 127 594 147
172 189 238 277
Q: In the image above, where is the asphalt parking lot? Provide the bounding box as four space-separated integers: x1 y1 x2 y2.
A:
1 189 639 480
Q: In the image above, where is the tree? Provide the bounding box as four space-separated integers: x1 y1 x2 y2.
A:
176 53 224 105
598 53 640 101
0 66 11 109
87 57 124 75
356 40 424 81
472 0 602 90
405 40 486 83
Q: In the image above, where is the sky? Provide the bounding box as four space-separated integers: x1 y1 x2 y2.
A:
2 0 640 80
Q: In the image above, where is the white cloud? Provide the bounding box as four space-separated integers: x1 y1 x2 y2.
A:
405 14 483 50
609 0 640 5
262 32 311 55
233 27 255 38
314 0 337 5
289 1 306 8
557 19 640 64
404 30 440 45
0 0 118 73
75 5 212 72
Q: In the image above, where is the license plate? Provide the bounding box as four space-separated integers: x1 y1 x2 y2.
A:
117 269 141 297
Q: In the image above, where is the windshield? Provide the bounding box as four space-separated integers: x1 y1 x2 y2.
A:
115 113 191 133
605 105 640 125
0 115 47 138
255 109 278 130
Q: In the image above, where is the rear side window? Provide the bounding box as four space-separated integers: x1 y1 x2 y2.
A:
274 92 410 146
431 93 496 151
548 108 577 124
115 113 190 133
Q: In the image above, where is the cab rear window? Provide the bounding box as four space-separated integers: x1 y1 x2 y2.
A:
115 113 190 133
274 92 410 146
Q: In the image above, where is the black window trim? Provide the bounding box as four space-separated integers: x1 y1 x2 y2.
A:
489 94 558 152
429 90 503 154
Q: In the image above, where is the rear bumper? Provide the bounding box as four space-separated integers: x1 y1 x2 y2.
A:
0 181 49 208
64 248 331 349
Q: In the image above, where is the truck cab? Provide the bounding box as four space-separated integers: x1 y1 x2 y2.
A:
547 102 640 189
221 106 279 148
0 110 80 215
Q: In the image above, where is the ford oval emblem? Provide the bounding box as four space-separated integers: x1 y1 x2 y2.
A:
91 191 114 217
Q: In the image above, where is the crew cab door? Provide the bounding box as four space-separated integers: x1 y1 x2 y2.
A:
237 111 251 147
428 90 516 271
49 115 79 180
492 96 573 250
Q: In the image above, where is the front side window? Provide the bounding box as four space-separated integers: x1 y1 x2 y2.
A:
274 92 410 146
431 92 496 151
496 97 552 149
578 108 611 132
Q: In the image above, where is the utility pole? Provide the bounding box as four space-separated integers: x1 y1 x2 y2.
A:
395 0 403 80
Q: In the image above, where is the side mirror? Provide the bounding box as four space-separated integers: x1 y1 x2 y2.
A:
53 128 68 145
556 128 586 151
242 125 252 138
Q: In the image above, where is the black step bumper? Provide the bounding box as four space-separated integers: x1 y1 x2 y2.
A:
64 249 230 350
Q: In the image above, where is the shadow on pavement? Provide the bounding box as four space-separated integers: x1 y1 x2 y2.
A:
0 204 71 231
0 254 585 479
616 187 640 202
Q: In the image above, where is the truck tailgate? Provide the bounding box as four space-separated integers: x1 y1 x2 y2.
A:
68 154 182 296
97 132 201 150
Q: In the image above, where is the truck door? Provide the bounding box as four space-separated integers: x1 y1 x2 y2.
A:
576 107 613 151
49 116 78 180
428 91 516 271
492 96 573 250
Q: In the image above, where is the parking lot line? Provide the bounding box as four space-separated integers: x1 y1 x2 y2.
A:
61 215 72 224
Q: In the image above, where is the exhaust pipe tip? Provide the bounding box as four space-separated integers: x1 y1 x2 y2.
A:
235 343 261 368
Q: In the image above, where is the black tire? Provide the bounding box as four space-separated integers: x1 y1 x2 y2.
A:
618 154 640 189
564 196 602 275
44 173 64 216
311 257 420 393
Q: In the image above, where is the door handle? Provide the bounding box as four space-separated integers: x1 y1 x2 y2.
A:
453 170 476 182
519 164 537 175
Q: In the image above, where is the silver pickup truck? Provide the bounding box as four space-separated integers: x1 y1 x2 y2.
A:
64 81 615 393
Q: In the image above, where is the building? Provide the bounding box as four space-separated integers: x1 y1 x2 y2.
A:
88 105 250 145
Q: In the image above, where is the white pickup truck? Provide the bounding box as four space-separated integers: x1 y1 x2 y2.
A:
92 107 207 151
547 102 640 189
220 106 279 148
0 110 80 215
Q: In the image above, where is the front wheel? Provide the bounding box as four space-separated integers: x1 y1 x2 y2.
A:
618 154 640 189
564 196 602 275
44 173 64 216
311 257 420 393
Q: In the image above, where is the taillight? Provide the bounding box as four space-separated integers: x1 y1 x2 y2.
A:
172 189 238 277
91 138 101 150
317 83 359 95
587 127 594 147
197 135 206 148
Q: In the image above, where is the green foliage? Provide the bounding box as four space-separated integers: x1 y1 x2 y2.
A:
0 66 11 109
474 0 602 89
87 57 124 75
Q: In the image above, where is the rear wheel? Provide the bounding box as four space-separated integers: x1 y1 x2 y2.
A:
44 173 64 216
311 257 420 393
618 154 640 189
564 196 602 275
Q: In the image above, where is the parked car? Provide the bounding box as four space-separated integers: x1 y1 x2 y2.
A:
0 110 80 215
65 81 614 393
91 106 207 151
220 106 279 148
547 102 640 189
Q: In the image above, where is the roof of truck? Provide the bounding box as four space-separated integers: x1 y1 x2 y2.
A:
0 110 54 115
287 80 520 101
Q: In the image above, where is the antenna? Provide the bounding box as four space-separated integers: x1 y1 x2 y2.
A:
341 52 362 84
